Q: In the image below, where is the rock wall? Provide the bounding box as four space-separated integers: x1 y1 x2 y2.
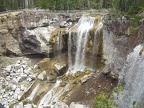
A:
0 11 81 56
102 14 144 78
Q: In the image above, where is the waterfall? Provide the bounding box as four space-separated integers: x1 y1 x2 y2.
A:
117 45 144 108
74 17 95 72
68 16 95 74
91 21 103 70
57 31 63 59
38 80 69 108
68 32 72 69
38 80 61 107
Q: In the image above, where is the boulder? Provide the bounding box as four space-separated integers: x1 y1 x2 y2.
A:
19 32 41 55
102 64 118 79
18 75 27 82
24 67 31 75
80 75 91 84
19 27 54 55
53 62 67 76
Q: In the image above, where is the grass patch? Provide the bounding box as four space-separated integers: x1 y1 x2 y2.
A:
113 84 124 93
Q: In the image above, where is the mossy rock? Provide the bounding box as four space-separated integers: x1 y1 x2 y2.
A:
50 28 67 44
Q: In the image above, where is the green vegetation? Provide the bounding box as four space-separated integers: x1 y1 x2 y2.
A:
0 0 144 14
94 84 125 108
94 92 113 108
128 15 144 29
133 101 139 108
94 92 118 108
94 85 140 108
0 0 143 29
113 84 124 93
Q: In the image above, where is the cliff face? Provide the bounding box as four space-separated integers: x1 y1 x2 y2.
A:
102 14 144 78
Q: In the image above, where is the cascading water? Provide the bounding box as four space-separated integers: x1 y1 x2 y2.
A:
68 16 95 74
39 80 61 107
38 80 69 108
117 45 144 108
91 21 103 70
27 84 40 101
68 32 72 69
56 31 63 59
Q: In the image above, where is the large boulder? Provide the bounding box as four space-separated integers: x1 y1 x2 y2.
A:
102 64 118 79
19 26 55 55
19 33 41 55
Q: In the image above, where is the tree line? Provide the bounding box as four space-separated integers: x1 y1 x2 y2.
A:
0 0 144 15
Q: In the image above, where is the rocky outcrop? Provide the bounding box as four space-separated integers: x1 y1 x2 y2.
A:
102 64 118 79
19 32 41 55
102 14 144 78
116 45 144 108
0 11 80 56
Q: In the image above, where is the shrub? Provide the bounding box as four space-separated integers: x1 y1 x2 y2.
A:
94 92 113 108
